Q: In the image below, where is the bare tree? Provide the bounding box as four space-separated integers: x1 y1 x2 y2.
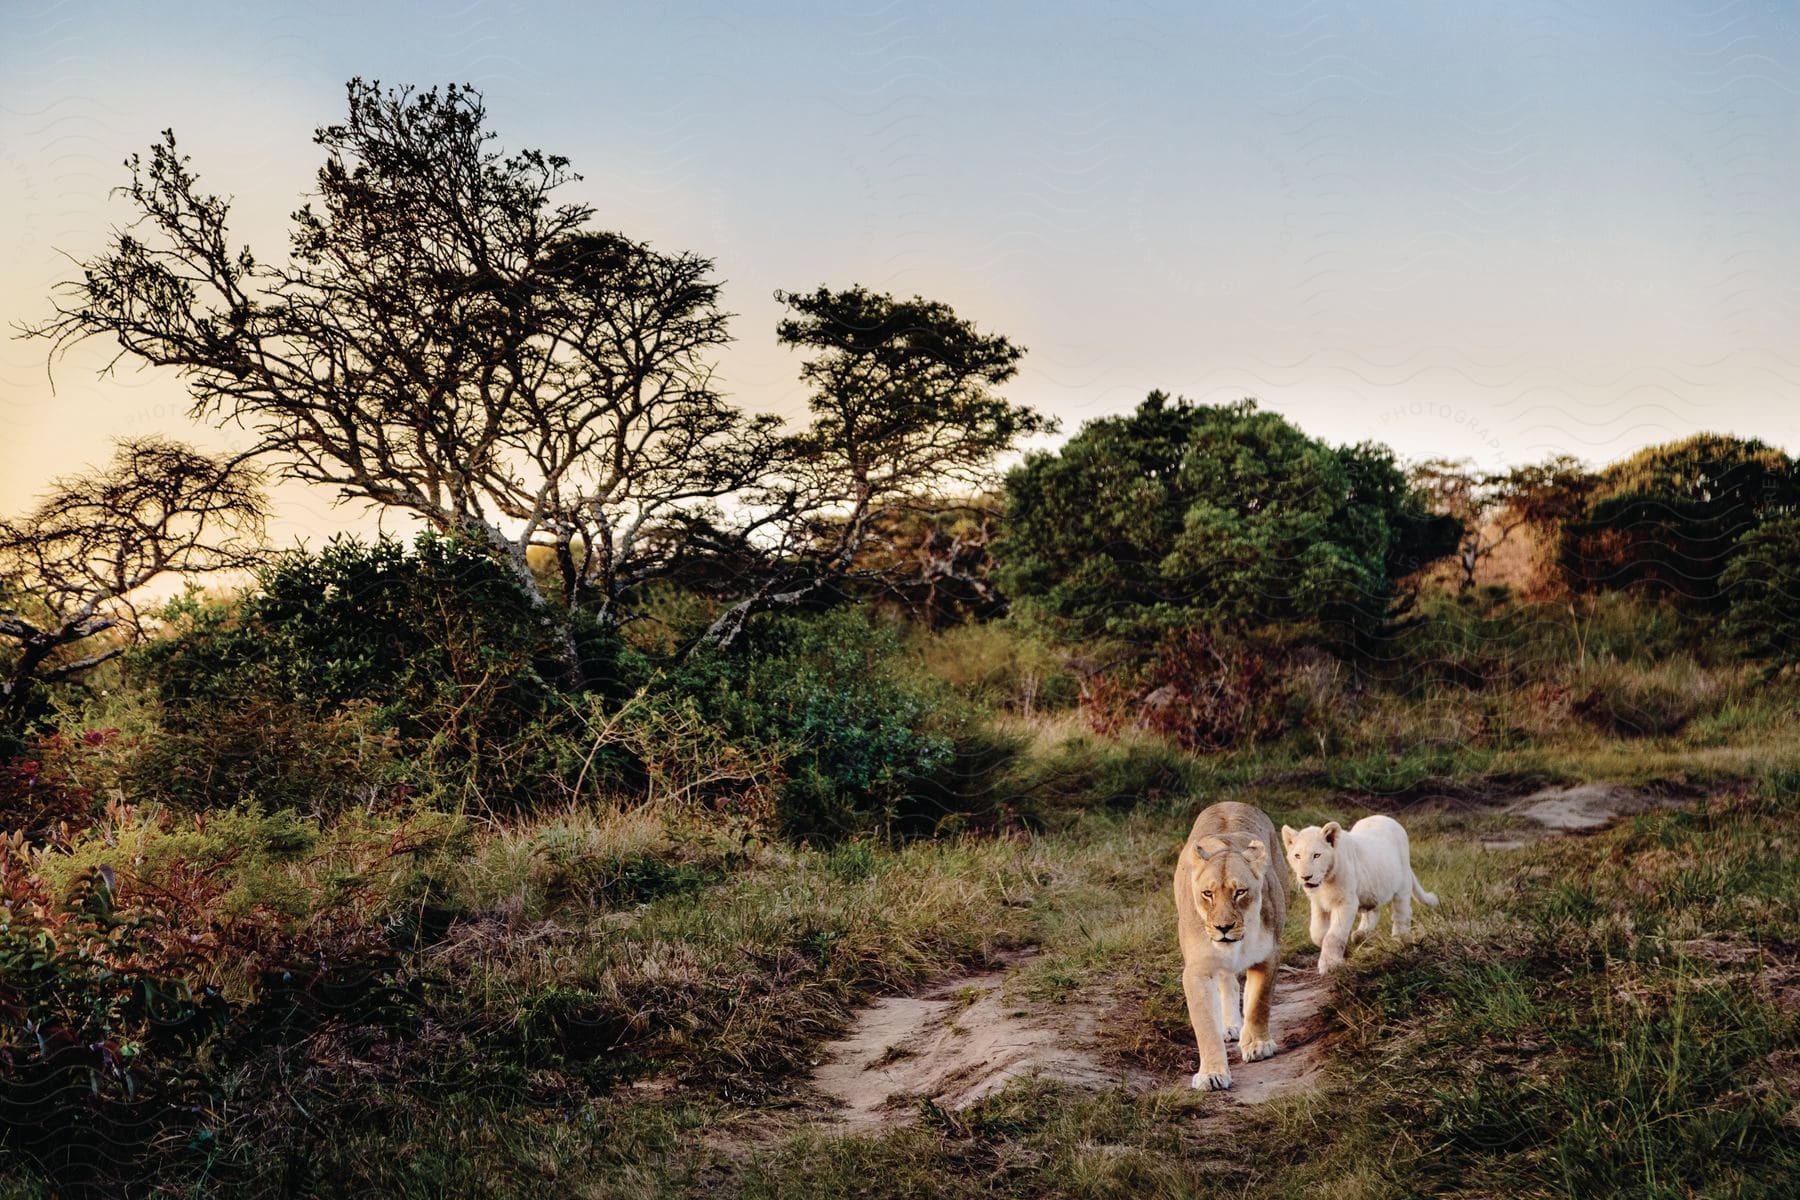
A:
0 439 267 726
27 80 781 679
703 285 1052 646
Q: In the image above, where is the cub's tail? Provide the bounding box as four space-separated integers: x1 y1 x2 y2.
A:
1412 874 1440 908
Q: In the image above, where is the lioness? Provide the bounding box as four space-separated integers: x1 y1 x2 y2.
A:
1173 800 1285 1090
1282 815 1438 974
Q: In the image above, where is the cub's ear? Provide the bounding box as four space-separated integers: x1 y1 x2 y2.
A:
1280 825 1297 849
1323 821 1342 845
1243 838 1270 874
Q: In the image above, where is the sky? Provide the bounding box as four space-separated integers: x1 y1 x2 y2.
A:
3 0 1797 547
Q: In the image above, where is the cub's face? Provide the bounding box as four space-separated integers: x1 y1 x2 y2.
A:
1190 839 1269 944
1282 823 1340 891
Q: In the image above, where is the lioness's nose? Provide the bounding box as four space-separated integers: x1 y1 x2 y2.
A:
1214 923 1234 934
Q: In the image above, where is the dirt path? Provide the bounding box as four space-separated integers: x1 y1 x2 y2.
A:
808 958 1153 1130
807 954 1334 1132
804 783 1662 1134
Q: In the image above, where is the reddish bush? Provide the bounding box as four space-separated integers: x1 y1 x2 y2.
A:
0 808 405 1191
1082 628 1279 751
0 732 108 839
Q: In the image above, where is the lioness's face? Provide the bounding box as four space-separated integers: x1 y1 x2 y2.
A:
1282 823 1339 890
1191 840 1267 944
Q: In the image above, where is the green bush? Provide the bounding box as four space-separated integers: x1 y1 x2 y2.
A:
996 392 1459 648
135 534 640 814
664 610 998 839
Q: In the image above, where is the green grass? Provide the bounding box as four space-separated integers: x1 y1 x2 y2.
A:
9 606 1800 1196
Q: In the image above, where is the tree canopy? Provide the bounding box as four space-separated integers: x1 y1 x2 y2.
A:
995 393 1459 645
703 285 1050 645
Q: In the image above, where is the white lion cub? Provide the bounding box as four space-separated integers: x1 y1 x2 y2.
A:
1281 815 1437 974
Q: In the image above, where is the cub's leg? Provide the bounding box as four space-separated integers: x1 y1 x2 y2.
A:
1308 900 1329 948
1215 971 1242 1042
1239 959 1280 1062
1392 890 1414 937
1355 907 1380 939
1318 903 1357 974
1182 962 1231 1090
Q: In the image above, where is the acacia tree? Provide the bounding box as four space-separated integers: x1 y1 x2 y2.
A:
0 439 267 730
29 80 780 678
702 285 1052 646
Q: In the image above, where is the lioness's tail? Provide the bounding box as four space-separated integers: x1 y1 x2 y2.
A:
1412 874 1439 907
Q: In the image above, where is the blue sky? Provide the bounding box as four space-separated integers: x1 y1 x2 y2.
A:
4 0 1796 542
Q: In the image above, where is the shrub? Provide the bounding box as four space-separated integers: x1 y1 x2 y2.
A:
146 533 580 722
0 840 227 1191
1082 628 1281 751
0 731 103 838
136 534 640 813
0 801 459 1192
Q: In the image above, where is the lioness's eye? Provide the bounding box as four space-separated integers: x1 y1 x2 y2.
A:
1235 889 1248 900
1201 890 1213 901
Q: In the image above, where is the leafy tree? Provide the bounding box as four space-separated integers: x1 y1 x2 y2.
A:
702 286 1052 645
996 393 1458 646
1720 515 1800 661
29 80 781 679
1559 434 1797 606
0 439 266 737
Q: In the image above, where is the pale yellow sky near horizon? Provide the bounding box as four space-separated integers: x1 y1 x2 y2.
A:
4 2 1796 552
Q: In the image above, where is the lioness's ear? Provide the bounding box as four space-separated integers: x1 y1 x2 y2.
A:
1244 838 1270 874
1323 821 1341 845
1194 835 1229 862
1281 825 1297 849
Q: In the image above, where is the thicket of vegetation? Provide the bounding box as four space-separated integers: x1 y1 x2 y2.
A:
4 79 1798 1197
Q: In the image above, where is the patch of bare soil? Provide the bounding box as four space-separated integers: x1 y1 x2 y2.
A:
1486 783 1686 846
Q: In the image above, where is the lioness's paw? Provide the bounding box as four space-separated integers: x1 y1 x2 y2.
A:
1222 1024 1240 1043
1240 1036 1279 1062
1190 1069 1232 1091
